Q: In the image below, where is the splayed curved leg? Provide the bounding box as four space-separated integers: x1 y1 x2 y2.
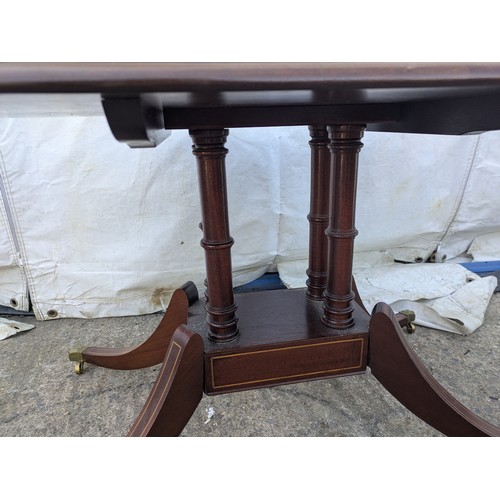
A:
128 325 204 437
352 277 368 313
69 282 198 371
368 302 500 436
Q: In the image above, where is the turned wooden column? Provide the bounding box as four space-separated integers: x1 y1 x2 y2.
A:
322 124 365 329
190 128 239 343
306 125 331 300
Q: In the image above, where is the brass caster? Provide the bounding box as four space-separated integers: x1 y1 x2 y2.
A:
68 347 87 375
406 323 417 334
398 309 416 334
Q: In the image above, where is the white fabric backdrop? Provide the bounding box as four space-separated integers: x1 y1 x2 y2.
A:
0 117 499 334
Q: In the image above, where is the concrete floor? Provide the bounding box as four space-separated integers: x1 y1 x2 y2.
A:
0 292 499 437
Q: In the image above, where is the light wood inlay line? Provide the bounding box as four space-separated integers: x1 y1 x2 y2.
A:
211 338 364 389
128 341 182 436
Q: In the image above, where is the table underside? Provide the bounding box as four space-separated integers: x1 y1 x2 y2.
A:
3 63 500 139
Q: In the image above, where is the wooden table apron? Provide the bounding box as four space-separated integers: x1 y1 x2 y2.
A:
2 63 500 436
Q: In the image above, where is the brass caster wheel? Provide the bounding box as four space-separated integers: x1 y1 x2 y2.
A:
69 346 87 375
406 323 416 334
398 309 416 335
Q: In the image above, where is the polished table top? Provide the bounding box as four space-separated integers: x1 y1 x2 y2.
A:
2 62 500 94
1 62 500 136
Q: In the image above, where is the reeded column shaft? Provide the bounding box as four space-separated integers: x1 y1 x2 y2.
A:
322 124 365 329
306 125 331 300
190 129 239 342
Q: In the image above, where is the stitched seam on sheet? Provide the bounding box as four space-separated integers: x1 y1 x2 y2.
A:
0 147 33 311
0 118 13 145
436 134 483 252
1 152 39 314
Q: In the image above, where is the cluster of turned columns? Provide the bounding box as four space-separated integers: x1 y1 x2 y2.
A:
190 124 366 343
306 124 365 329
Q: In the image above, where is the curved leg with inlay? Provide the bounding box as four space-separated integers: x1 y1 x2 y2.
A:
128 325 204 437
368 302 500 436
69 282 198 372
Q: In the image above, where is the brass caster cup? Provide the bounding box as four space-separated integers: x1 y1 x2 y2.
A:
68 347 86 375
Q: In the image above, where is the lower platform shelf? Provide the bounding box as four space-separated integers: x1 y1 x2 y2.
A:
208 334 366 393
187 287 370 395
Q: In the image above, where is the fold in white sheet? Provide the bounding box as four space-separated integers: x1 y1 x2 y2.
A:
468 231 500 262
278 254 497 335
0 317 35 340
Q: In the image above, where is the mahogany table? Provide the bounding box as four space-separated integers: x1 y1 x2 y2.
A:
1 63 499 436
